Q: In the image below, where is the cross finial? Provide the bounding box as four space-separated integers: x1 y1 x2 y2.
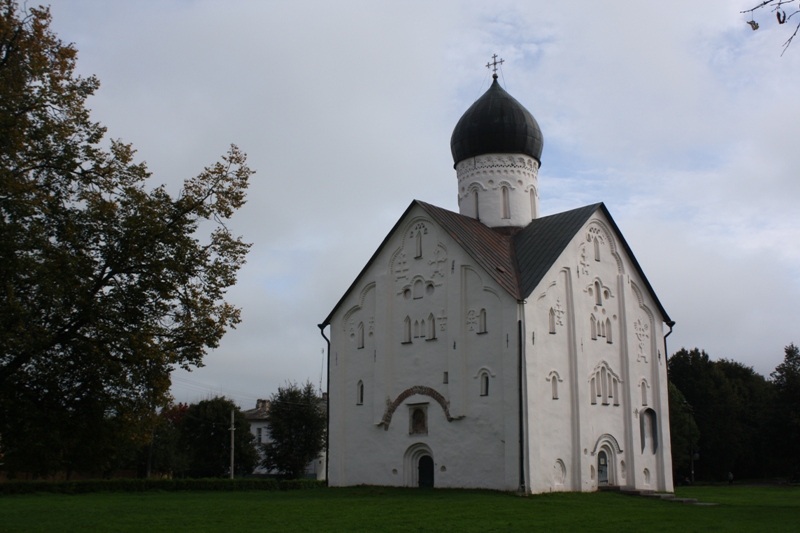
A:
486 54 504 78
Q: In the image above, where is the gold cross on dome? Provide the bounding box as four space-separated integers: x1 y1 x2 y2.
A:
486 54 504 74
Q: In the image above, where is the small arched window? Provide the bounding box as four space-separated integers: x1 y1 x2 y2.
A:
413 279 423 299
473 189 480 220
427 314 436 340
590 315 597 340
403 316 411 343
356 380 364 405
606 319 612 344
530 189 537 220
478 308 487 334
595 281 602 306
414 320 420 338
593 236 600 262
357 322 364 349
480 373 490 396
551 377 559 400
420 319 426 338
591 377 597 405
601 367 609 405
640 408 658 454
641 380 648 406
415 231 422 258
501 186 510 219
549 308 556 334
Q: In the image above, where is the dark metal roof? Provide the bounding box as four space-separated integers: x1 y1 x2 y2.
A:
514 203 602 298
450 78 544 167
321 201 671 326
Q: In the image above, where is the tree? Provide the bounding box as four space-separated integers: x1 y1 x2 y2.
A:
771 343 800 476
742 1 800 53
262 382 326 479
139 402 190 478
179 397 258 478
668 381 700 481
0 2 251 476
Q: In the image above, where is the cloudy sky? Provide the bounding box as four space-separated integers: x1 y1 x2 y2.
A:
46 0 800 408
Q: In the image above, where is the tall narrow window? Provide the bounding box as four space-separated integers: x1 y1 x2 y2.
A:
480 373 490 396
420 319 426 338
601 367 608 405
593 237 600 262
641 381 648 406
606 318 612 344
591 377 597 404
413 279 423 299
357 322 364 349
443 371 448 384
551 377 559 400
549 308 556 334
403 316 411 343
473 190 480 220
257 427 263 443
411 408 427 435
414 320 420 338
357 380 364 405
478 308 487 334
613 379 620 406
415 231 422 258
591 315 597 340
427 314 436 339
530 189 537 220
501 186 510 219
595 281 602 306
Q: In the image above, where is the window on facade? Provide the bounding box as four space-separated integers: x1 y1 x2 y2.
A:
552 377 559 400
413 279 423 299
606 318 612 344
591 315 597 340
357 322 364 349
591 377 597 405
411 408 427 435
613 379 620 406
357 380 364 405
530 189 536 220
443 371 448 384
415 231 422 258
593 237 600 262
641 381 648 406
549 308 556 334
501 186 510 219
414 320 420 338
601 367 609 405
403 316 411 343
473 189 480 220
257 427 262 444
595 281 602 306
420 319 426 338
480 373 490 396
427 314 436 339
478 308 487 334
640 409 658 454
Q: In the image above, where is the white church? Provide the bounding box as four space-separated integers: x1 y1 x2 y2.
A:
320 65 675 494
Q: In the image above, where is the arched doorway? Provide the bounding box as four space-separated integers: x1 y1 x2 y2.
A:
598 450 609 486
418 455 434 488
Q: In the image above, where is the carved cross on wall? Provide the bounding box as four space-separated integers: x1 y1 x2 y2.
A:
486 54 504 74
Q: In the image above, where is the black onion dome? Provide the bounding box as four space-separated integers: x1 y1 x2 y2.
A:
450 78 543 167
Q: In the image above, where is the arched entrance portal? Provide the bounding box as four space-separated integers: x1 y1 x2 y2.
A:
598 450 609 486
418 455 434 488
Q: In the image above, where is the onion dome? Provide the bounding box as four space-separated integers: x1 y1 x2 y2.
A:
450 77 543 167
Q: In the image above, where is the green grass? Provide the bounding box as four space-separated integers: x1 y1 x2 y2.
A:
0 485 797 532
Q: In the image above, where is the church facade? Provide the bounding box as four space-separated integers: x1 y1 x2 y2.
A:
320 72 674 494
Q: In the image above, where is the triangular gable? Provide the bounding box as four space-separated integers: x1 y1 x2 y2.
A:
321 200 671 327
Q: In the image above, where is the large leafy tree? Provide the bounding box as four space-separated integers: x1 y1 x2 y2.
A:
667 381 700 481
771 343 800 476
262 382 326 479
180 397 258 478
0 2 251 476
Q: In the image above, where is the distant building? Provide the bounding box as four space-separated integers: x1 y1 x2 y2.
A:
320 69 674 493
243 397 326 480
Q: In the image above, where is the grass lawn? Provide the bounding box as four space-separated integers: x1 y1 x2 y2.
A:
0 485 797 532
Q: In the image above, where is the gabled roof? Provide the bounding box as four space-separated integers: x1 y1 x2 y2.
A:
320 200 671 326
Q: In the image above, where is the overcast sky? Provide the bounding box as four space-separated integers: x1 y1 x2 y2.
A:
46 0 800 408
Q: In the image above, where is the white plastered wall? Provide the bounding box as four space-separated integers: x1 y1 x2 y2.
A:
522 210 673 494
327 204 523 490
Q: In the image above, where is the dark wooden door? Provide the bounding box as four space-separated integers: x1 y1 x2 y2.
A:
598 451 609 485
418 455 434 488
